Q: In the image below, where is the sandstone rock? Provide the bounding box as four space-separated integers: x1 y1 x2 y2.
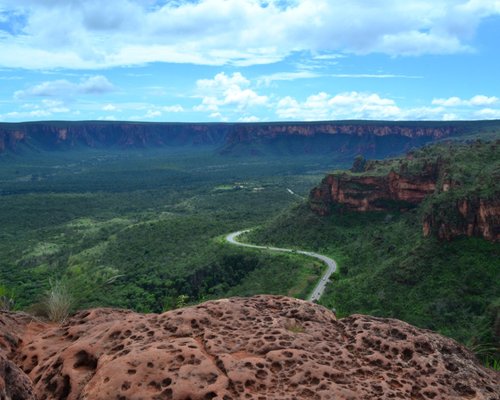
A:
1 296 498 399
309 169 438 215
423 197 500 242
0 311 43 400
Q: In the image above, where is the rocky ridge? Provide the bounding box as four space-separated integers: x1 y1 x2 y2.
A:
0 296 499 399
309 168 438 214
310 142 500 242
0 121 463 156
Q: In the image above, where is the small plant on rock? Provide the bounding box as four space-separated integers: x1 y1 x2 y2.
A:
43 279 73 323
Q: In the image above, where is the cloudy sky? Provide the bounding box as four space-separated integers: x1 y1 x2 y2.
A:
0 0 499 122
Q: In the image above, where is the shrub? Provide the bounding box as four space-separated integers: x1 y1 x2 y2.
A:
0 286 15 311
43 279 73 322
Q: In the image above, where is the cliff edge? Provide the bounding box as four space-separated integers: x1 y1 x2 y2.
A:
310 141 500 242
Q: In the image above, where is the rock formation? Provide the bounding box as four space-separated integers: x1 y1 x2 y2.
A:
1 296 499 399
310 168 438 214
0 121 465 157
423 197 500 242
310 142 500 242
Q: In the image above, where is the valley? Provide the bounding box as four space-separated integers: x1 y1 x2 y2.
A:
0 147 334 313
0 121 499 368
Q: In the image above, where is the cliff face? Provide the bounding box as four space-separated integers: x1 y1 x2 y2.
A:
310 142 500 242
0 121 460 155
423 197 500 242
310 169 438 215
223 123 456 143
0 122 229 152
1 296 498 400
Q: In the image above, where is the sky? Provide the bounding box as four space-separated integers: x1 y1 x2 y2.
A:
0 0 499 123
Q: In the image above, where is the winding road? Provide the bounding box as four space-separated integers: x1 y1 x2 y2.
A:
225 230 337 302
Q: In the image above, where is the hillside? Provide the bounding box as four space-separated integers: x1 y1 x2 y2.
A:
248 140 500 359
2 119 500 158
1 296 498 399
310 140 500 241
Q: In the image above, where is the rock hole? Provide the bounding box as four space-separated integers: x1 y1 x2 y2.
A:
73 350 98 370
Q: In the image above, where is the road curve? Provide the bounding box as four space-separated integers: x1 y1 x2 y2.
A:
225 229 337 302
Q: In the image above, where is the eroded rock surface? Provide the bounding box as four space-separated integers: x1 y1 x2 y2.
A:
1 296 499 399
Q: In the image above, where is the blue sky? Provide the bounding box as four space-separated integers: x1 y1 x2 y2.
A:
0 0 499 122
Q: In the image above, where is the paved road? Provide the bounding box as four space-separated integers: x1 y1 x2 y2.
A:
225 230 337 302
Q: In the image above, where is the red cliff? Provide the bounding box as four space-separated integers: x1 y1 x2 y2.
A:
310 169 438 214
423 197 500 242
310 142 500 242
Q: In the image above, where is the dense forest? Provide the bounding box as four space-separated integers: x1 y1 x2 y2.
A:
0 148 330 313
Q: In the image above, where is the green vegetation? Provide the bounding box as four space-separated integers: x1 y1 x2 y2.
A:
0 148 339 314
249 140 500 360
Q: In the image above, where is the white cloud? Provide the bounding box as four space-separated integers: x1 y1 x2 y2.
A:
145 110 162 119
0 0 499 68
432 95 499 106
161 105 184 113
276 91 402 120
239 115 261 122
469 95 499 106
209 112 228 121
14 75 115 99
102 103 118 112
98 115 118 121
195 72 268 114
475 108 500 118
257 71 321 86
274 90 500 121
0 98 70 120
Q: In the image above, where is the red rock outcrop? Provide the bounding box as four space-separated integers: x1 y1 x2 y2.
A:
310 167 438 215
0 311 43 400
423 197 500 242
1 296 499 399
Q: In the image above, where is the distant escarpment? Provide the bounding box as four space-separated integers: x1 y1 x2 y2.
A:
2 120 495 157
0 122 228 153
310 141 500 242
1 296 499 399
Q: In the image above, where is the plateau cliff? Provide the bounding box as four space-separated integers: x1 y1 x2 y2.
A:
310 141 500 242
1 296 498 399
1 120 495 157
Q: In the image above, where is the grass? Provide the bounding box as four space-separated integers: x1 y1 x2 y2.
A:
42 279 73 323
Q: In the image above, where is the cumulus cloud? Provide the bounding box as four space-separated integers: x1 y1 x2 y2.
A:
475 108 500 118
0 0 499 68
194 72 268 114
275 90 500 121
428 95 500 119
432 95 499 106
14 75 115 99
276 91 402 120
0 99 70 120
